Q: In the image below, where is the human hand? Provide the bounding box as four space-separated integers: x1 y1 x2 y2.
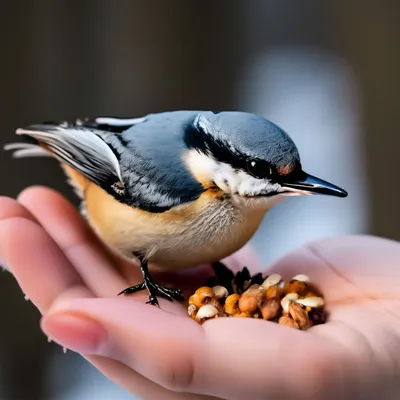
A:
0 187 399 400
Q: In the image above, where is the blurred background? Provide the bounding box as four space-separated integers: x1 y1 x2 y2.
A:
0 0 399 398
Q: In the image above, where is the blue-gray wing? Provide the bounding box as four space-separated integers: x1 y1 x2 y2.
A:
109 111 205 211
4 113 205 212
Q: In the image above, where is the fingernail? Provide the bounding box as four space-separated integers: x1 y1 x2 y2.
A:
41 313 107 354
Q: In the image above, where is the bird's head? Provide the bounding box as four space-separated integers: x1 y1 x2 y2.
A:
184 111 347 208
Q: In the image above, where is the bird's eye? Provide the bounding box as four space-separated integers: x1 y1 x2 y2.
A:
246 160 273 179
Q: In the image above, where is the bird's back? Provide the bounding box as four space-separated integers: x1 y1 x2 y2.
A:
109 111 206 212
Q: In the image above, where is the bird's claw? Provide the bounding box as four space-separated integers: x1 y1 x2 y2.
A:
118 279 184 306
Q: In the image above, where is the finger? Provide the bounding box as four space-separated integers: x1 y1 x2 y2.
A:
0 196 37 223
267 235 400 302
18 186 131 297
39 282 220 399
41 296 353 400
86 356 221 400
306 235 400 298
0 196 38 272
0 198 87 313
264 242 358 303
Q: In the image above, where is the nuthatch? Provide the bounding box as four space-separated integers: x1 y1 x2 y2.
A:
5 111 347 305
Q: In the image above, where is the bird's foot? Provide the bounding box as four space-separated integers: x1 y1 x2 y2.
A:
118 278 184 306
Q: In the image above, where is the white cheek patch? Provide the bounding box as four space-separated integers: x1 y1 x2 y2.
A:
185 150 281 196
184 150 218 186
211 160 281 197
236 170 279 196
185 152 244 193
212 162 238 193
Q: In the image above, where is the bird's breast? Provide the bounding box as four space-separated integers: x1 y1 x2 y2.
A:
80 180 267 270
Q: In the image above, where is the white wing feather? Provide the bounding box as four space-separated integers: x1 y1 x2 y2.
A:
3 143 50 158
6 126 123 187
94 116 146 126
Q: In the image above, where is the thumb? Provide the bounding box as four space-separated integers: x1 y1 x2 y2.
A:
41 296 205 393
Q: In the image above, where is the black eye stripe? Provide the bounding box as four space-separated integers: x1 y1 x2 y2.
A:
184 122 250 171
184 120 279 180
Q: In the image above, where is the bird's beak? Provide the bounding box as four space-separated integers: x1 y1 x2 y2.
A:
281 171 348 198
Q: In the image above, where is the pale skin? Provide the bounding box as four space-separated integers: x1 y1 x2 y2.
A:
0 187 400 400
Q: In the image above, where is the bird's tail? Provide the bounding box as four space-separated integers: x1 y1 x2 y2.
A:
3 141 51 158
4 120 124 189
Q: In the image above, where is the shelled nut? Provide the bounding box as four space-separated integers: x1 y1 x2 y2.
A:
212 285 229 300
260 298 281 320
284 279 307 296
289 302 312 330
265 284 282 300
188 304 198 320
225 294 240 316
187 265 326 331
281 293 299 314
261 273 282 290
196 304 220 323
278 316 300 329
238 284 265 314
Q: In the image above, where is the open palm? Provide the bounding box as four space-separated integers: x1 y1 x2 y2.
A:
0 187 399 400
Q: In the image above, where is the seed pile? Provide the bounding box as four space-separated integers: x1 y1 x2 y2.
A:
188 263 325 330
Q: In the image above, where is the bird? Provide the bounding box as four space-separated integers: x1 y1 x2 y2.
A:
4 110 348 306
